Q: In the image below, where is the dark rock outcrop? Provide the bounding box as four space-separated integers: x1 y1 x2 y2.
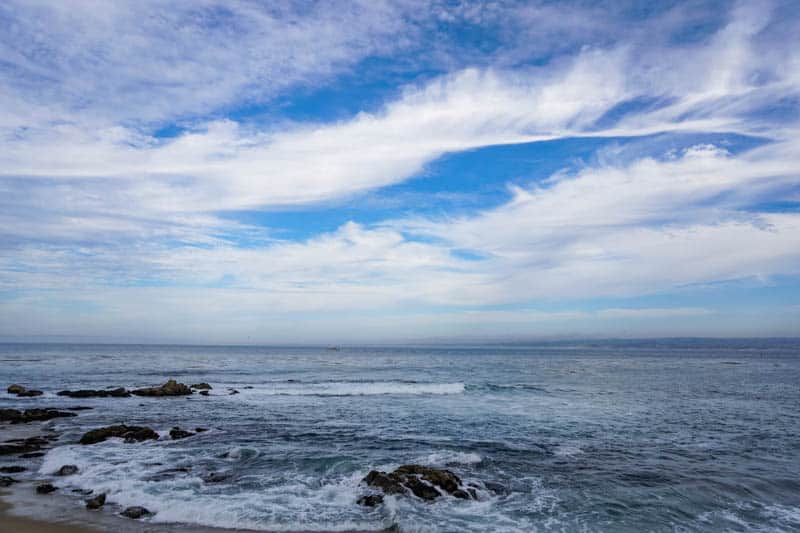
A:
199 390 210 396
0 408 77 424
36 483 58 494
86 493 106 509
169 427 193 440
356 494 384 507
79 425 159 445
121 506 152 519
19 452 45 458
361 464 476 502
7 384 25 394
6 385 43 397
0 436 49 456
203 472 227 483
195 427 209 433
132 380 192 397
190 383 212 390
0 466 26 473
57 464 79 476
57 388 130 398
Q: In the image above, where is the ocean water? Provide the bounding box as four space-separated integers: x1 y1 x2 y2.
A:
1 340 800 532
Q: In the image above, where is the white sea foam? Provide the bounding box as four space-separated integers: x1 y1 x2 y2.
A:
552 444 584 457
414 450 483 467
224 381 465 397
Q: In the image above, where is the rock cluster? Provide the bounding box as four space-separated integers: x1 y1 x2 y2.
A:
36 483 58 494
169 427 194 440
360 464 477 503
57 388 130 398
7 384 43 397
79 425 159 445
0 435 54 456
0 408 77 424
132 380 192 397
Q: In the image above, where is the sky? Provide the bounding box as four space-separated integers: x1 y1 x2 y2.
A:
0 0 799 344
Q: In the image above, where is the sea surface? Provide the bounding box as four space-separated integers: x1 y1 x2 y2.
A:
1 340 800 532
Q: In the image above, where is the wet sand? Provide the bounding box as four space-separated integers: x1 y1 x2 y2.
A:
0 490 97 532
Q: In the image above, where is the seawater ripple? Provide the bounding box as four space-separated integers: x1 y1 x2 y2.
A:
0 340 799 532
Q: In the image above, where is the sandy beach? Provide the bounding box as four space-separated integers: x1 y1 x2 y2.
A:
1 489 97 533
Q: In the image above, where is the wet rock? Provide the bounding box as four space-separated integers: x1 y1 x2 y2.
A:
57 464 79 476
0 436 49 456
19 452 45 458
132 379 192 397
86 493 106 510
1 476 17 487
65 406 94 411
57 388 130 398
80 425 159 445
0 408 78 424
190 383 212 390
17 389 43 397
203 472 228 483
121 506 152 519
72 488 93 495
169 427 193 440
362 464 476 502
0 466 26 473
199 390 210 396
483 481 507 495
195 427 209 432
356 494 384 507
7 384 26 394
228 389 239 395
36 483 57 494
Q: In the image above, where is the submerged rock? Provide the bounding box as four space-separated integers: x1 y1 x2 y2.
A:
190 383 212 390
5 385 43 397
0 476 17 487
121 506 152 519
86 493 106 510
57 388 130 398
57 464 79 476
36 483 58 494
132 380 192 397
203 472 228 483
199 390 210 396
0 466 26 473
0 408 78 424
17 389 43 397
79 425 159 445
169 427 193 440
361 464 476 502
195 427 209 433
19 452 45 458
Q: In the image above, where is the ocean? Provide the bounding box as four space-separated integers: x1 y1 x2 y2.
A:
1 340 799 532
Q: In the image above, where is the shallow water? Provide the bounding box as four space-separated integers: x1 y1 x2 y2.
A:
1 340 799 532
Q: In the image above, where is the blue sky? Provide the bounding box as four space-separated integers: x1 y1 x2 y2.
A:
0 0 798 343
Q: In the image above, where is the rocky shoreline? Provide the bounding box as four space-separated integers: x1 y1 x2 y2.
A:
2 379 491 532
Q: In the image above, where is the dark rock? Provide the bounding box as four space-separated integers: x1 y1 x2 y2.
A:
0 466 26 473
203 472 228 483
363 470 406 495
228 389 239 395
362 464 475 502
36 483 57 494
7 384 26 395
195 427 208 432
199 390 210 396
19 452 45 458
57 464 79 476
1 476 17 487
121 506 152 519
356 494 384 507
169 427 193 440
65 406 94 411
0 408 77 424
243 386 254 389
58 388 130 398
132 380 192 397
483 481 507 495
403 476 441 500
17 389 43 397
190 383 212 390
80 425 159 445
86 493 106 509
0 435 49 455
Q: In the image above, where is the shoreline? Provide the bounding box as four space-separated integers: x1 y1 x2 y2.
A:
0 488 98 533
